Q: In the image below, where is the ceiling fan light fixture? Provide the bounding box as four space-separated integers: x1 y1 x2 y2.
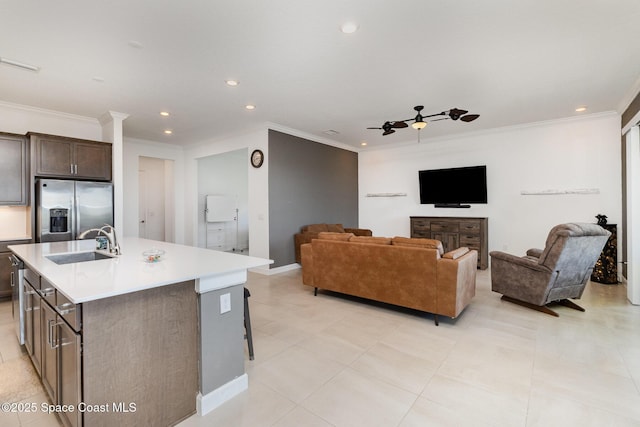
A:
412 121 427 130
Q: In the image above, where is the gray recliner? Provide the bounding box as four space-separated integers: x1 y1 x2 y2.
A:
490 223 611 316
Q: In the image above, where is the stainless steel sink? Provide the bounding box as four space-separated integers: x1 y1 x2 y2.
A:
46 251 114 265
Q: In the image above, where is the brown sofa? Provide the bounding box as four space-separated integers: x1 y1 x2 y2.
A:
294 223 372 263
301 233 477 325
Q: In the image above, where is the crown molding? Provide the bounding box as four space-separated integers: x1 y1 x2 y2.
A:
0 100 99 123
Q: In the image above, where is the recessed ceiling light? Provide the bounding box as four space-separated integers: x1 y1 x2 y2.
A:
575 106 587 112
160 111 170 116
360 141 368 146
225 80 239 87
164 130 173 135
245 104 255 110
340 22 359 34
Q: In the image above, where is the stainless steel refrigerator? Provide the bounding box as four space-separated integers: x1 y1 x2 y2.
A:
36 179 114 242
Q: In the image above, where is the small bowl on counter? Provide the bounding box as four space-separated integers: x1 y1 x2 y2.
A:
142 249 165 263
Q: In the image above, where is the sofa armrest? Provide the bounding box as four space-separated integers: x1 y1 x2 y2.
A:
301 243 314 286
436 249 478 318
294 232 320 263
490 251 554 305
490 251 549 273
345 228 373 237
526 248 543 258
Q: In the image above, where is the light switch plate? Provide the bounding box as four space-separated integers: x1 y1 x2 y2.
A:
220 293 231 314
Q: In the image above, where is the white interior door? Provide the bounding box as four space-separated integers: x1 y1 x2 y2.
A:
138 157 168 242
138 170 147 238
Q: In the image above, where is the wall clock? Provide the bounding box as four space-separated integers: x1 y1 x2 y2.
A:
251 149 264 168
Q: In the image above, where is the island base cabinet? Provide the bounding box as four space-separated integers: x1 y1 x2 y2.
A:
41 302 58 406
58 320 82 427
82 281 198 427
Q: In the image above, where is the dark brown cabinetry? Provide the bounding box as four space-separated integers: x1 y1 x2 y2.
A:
0 132 29 205
31 133 112 181
411 216 488 269
22 266 82 427
0 239 31 299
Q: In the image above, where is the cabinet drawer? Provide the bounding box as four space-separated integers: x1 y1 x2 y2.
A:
24 268 40 290
460 221 481 232
460 235 480 246
40 277 56 306
431 222 459 233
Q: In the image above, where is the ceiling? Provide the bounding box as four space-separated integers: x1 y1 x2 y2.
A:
1 1 640 149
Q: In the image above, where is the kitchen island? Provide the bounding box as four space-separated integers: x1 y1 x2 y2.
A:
9 237 272 427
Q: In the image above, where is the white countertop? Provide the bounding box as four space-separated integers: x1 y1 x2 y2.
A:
9 237 272 303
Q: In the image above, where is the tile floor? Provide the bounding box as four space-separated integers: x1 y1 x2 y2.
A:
1 268 640 426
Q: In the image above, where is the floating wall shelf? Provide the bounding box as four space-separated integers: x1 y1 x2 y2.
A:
520 188 600 195
365 193 407 198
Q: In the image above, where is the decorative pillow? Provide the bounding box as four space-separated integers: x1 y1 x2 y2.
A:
326 224 346 233
391 237 444 255
443 247 470 259
349 235 392 245
306 224 329 233
317 232 354 241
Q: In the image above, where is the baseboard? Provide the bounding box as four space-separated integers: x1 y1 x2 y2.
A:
251 263 301 276
196 373 248 416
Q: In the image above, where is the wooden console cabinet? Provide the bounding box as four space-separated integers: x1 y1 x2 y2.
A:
411 216 488 269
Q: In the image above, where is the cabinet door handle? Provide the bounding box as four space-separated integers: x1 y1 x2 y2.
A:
74 164 78 174
56 302 76 315
71 164 74 174
41 287 55 297
48 320 64 349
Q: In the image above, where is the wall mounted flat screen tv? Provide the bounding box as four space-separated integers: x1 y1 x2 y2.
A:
419 165 487 208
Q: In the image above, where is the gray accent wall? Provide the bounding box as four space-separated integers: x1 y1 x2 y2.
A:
268 130 359 268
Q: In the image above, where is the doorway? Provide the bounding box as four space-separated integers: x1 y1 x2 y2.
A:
138 156 175 242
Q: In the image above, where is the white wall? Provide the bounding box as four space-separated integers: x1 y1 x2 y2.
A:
123 138 185 242
359 112 622 259
185 129 269 265
197 149 249 250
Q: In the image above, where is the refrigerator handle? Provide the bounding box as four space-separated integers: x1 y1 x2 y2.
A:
73 195 79 239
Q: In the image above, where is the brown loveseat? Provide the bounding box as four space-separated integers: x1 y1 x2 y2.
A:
294 223 372 263
301 233 477 325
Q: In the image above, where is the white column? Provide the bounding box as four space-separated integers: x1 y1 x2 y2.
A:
99 111 129 237
625 126 640 305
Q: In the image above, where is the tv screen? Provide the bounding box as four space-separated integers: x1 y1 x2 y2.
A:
419 165 487 207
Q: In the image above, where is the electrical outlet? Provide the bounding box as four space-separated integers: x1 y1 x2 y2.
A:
220 293 231 314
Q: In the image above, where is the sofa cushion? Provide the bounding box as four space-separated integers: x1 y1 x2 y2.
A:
391 237 444 255
317 232 354 241
349 235 392 245
326 224 346 233
443 247 470 260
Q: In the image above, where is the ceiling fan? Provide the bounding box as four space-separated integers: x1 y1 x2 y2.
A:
367 106 480 136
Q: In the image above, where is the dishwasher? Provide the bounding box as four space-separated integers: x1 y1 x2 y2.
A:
10 254 25 345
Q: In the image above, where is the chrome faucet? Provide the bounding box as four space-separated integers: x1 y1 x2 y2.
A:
78 224 121 255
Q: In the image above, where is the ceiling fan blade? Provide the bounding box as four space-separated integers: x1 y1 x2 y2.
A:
391 121 408 128
367 127 382 130
460 114 479 122
382 129 395 136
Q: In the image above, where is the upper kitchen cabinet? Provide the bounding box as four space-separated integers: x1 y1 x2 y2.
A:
0 132 29 205
30 133 112 181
